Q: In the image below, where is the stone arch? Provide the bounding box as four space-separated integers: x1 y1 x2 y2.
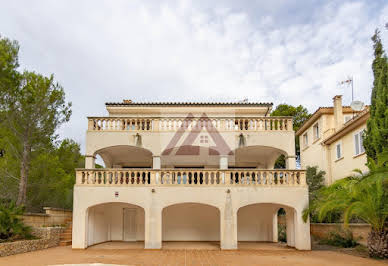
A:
229 145 288 169
161 202 221 244
93 145 153 168
236 202 296 247
85 202 146 248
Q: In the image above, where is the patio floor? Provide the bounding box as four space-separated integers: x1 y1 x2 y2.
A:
0 242 385 266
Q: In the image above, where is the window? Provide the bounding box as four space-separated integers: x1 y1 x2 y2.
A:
354 130 365 156
303 133 308 147
313 123 320 140
336 142 342 160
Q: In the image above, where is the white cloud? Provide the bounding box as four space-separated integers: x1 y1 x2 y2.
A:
0 0 387 152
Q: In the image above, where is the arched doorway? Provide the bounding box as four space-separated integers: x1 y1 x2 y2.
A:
237 203 296 248
162 203 220 249
86 202 145 248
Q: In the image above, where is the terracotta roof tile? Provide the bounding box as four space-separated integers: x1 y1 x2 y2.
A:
105 101 273 107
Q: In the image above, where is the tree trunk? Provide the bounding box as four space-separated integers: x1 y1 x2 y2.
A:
16 140 30 206
367 229 388 258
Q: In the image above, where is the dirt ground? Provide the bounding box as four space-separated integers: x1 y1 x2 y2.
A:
0 242 386 266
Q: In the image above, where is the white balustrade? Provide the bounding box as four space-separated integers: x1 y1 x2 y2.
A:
88 117 293 132
75 169 306 187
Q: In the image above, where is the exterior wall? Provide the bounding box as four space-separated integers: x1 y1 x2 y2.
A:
86 130 296 168
0 227 62 257
162 203 220 241
299 116 327 176
310 223 371 246
86 203 145 246
237 204 277 241
328 124 368 182
72 185 311 250
299 112 368 184
22 208 72 227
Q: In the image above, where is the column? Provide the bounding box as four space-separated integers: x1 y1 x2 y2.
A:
285 207 295 247
72 188 87 249
153 156 161 170
272 211 278 242
219 156 228 170
220 191 237 249
294 208 311 250
286 155 296 169
85 155 95 169
144 193 162 249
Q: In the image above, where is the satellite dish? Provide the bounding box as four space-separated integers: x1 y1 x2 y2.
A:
350 100 365 111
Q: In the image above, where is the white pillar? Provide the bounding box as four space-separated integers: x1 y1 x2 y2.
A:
85 155 95 169
221 192 237 249
285 208 295 247
272 211 278 242
153 156 161 170
72 188 87 249
294 209 311 250
219 156 228 170
145 194 162 249
286 155 296 169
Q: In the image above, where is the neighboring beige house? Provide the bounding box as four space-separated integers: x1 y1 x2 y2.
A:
296 95 369 184
72 101 311 250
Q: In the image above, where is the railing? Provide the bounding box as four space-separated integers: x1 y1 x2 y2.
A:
87 117 293 132
75 169 306 187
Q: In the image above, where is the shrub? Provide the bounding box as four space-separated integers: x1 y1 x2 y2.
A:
278 224 287 243
319 229 359 248
0 201 32 242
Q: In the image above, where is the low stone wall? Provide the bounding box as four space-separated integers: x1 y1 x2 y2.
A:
310 223 371 245
22 207 72 227
0 227 63 257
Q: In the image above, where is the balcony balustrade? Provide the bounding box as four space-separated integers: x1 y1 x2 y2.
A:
87 117 293 132
75 169 306 187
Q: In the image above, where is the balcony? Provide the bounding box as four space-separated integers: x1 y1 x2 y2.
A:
75 168 306 187
87 117 293 132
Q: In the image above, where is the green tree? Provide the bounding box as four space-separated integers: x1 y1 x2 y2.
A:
363 29 388 165
303 154 388 258
0 201 32 242
0 36 72 206
271 104 311 168
27 139 84 211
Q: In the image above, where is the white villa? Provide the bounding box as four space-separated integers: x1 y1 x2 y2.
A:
72 101 311 250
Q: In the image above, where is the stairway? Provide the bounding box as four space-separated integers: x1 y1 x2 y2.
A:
59 217 72 246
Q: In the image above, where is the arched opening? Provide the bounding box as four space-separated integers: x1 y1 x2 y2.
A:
277 208 287 243
86 202 145 248
162 203 220 249
237 203 296 249
94 145 153 168
161 146 223 168
229 145 287 169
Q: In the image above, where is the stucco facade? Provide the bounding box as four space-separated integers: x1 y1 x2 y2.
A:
73 101 311 250
297 96 369 184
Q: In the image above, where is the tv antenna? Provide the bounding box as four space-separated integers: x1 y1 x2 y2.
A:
339 77 354 101
339 77 365 115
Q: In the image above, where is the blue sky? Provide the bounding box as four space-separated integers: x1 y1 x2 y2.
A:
0 0 387 151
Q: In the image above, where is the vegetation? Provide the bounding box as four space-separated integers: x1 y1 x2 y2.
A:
302 29 388 259
0 35 82 211
278 224 287 243
271 104 311 168
0 201 33 242
363 30 388 166
319 229 359 248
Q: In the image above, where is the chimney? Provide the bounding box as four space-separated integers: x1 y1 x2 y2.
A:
333 95 343 130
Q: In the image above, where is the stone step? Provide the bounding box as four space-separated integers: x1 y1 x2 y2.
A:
59 240 72 246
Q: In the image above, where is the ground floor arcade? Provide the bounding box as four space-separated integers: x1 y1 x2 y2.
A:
73 186 311 250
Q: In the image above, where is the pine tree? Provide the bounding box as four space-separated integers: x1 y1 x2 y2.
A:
363 29 388 166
